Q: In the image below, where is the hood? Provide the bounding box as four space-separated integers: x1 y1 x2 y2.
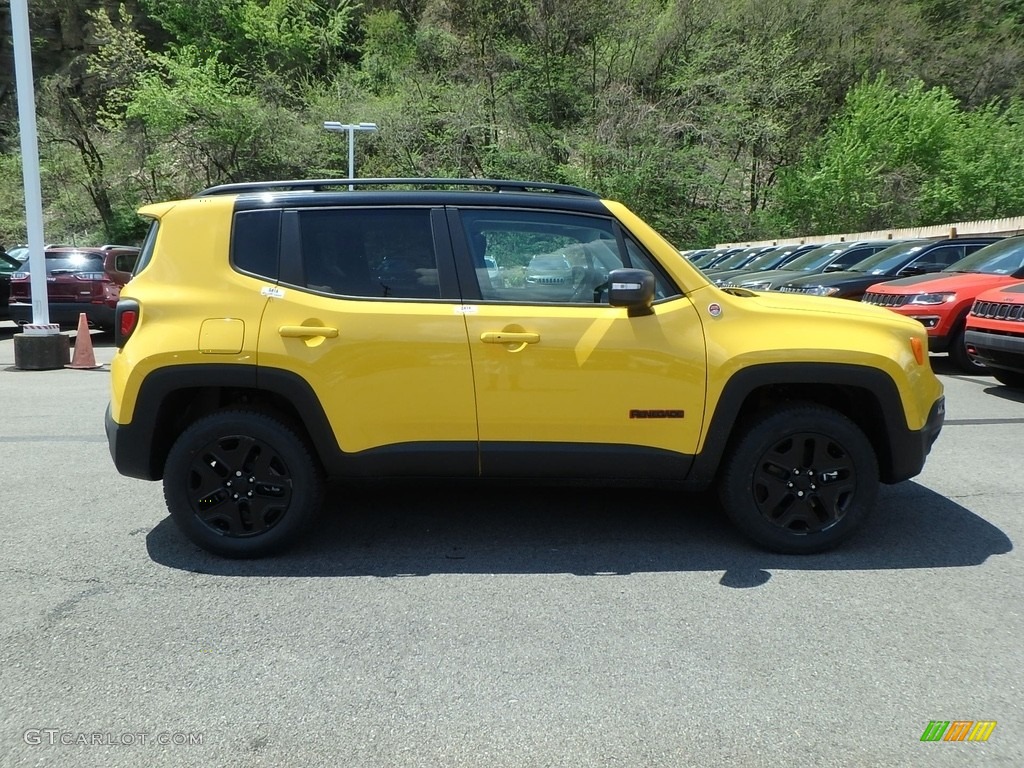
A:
976 280 1024 302
866 272 1019 295
708 266 780 284
719 285 920 326
728 267 806 287
780 270 861 287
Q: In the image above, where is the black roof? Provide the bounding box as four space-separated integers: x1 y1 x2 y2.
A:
197 177 600 198
207 178 612 215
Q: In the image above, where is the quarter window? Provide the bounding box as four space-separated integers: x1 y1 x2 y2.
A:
232 210 281 280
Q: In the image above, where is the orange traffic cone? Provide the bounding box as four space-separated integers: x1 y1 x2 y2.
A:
66 312 101 369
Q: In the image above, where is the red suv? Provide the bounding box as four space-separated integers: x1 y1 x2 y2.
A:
9 245 139 331
861 235 1024 371
965 281 1024 388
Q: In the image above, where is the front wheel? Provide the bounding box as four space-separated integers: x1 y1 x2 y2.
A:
949 326 985 372
163 410 323 558
719 404 879 554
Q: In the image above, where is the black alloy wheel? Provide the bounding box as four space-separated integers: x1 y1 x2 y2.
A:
163 411 323 558
719 404 878 554
749 432 855 534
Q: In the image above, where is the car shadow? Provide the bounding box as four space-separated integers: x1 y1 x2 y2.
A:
146 480 1011 585
981 384 1024 404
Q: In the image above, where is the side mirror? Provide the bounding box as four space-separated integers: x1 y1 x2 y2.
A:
608 268 655 317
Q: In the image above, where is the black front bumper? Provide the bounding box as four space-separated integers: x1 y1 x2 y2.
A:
965 329 1024 374
886 396 944 484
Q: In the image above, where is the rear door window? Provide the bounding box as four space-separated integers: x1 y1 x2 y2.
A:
290 208 445 300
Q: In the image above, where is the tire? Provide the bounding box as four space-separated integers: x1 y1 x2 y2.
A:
719 404 879 554
992 369 1024 389
948 325 985 373
163 410 323 558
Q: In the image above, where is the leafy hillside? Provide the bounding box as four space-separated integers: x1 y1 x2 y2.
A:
2 0 1024 247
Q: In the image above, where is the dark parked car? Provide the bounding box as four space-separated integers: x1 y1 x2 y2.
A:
707 242 821 286
9 245 140 331
691 246 748 269
721 241 891 291
704 245 778 274
776 237 1003 300
0 249 23 321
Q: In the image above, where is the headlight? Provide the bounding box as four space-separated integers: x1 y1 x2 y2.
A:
908 292 956 305
805 285 840 296
741 281 771 290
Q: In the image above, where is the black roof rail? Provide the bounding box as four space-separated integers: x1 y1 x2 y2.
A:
194 177 600 199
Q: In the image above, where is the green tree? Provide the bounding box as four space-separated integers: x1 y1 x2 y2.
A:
140 0 360 84
775 73 962 233
919 99 1024 222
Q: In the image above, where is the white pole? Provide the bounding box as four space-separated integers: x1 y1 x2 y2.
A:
323 121 377 192
10 0 54 332
348 125 355 191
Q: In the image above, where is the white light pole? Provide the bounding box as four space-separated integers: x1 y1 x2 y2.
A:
10 0 72 370
323 121 378 190
11 0 52 331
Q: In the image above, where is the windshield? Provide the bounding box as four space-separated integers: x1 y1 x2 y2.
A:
949 236 1024 275
780 243 849 272
739 248 789 271
712 248 763 270
846 240 933 274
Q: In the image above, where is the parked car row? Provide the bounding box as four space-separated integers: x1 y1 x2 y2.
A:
4 245 140 331
688 234 1024 383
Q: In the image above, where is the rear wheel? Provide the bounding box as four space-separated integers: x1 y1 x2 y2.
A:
163 410 323 558
719 404 878 554
992 369 1024 389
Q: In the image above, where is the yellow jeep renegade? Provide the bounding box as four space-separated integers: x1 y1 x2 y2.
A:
106 179 944 558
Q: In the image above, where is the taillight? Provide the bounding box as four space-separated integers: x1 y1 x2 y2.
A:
114 300 139 348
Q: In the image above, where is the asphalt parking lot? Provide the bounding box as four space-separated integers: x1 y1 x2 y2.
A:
0 321 1021 768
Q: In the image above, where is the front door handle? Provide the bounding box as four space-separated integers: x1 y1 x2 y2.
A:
480 331 539 353
480 332 540 344
279 325 339 338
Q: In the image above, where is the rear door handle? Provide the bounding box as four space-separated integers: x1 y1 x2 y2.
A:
279 325 339 338
480 332 540 344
